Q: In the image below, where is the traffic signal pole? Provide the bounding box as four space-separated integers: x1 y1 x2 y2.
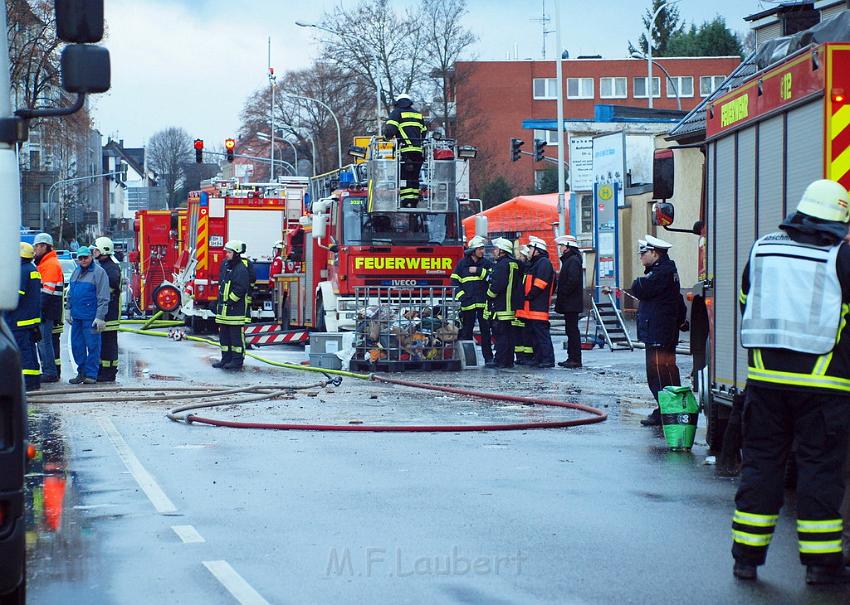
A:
554 0 566 237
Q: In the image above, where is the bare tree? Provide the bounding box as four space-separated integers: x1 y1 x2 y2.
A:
146 127 192 208
421 0 476 138
317 0 428 117
239 61 373 179
6 0 60 110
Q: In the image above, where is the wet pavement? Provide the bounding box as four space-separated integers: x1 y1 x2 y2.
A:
23 331 850 604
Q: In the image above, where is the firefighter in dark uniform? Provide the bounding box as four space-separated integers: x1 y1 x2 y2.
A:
486 237 521 368
554 234 584 369
383 93 427 208
732 179 850 584
213 240 250 370
4 243 42 391
630 235 686 425
451 235 494 366
512 245 534 364
516 236 555 368
93 237 122 382
239 241 256 325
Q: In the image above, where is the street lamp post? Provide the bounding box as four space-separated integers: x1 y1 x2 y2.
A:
646 1 680 109
269 37 276 180
280 92 342 169
258 130 299 175
631 54 681 111
554 1 567 238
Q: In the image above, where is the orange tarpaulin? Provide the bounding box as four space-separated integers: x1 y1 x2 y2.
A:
462 194 568 267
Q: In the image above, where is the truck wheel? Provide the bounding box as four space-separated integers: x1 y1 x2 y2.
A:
706 396 730 454
152 284 180 313
314 296 326 332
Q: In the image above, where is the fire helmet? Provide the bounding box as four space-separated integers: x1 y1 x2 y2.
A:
94 236 114 255
492 237 514 254
33 233 53 247
467 235 488 250
20 242 34 259
796 179 850 223
224 240 242 254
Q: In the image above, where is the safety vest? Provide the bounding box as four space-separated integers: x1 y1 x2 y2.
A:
385 110 426 153
487 255 520 321
5 260 41 330
451 255 492 312
741 232 842 354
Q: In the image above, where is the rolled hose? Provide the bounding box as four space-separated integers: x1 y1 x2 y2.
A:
55 326 609 432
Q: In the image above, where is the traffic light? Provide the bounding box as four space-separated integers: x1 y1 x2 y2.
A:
534 138 547 162
120 161 128 182
510 138 524 162
225 138 236 163
194 139 204 164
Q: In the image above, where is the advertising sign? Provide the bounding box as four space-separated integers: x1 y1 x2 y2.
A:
593 181 620 300
592 132 627 208
569 136 594 191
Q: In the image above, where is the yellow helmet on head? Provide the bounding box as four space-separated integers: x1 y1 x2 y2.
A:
20 242 34 259
796 179 850 223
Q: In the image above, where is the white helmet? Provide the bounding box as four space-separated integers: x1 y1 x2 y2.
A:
394 93 413 106
638 234 673 254
273 240 284 249
34 232 53 246
467 235 488 250
94 236 114 255
529 236 547 252
492 237 513 254
520 245 531 258
224 240 242 254
555 234 579 248
797 179 850 223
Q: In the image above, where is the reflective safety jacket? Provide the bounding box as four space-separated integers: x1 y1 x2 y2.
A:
631 255 684 347
4 259 41 331
451 253 493 312
98 256 122 331
216 255 249 326
487 254 521 321
37 249 64 322
516 251 554 322
740 229 850 394
383 107 426 154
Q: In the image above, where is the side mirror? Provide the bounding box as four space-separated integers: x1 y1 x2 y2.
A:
474 215 488 237
312 214 327 239
653 149 674 200
55 0 104 43
61 45 110 93
652 201 675 227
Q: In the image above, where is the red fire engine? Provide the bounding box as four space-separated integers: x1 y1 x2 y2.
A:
129 209 185 314
275 136 470 331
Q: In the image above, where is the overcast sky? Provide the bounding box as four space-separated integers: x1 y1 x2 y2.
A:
95 0 780 149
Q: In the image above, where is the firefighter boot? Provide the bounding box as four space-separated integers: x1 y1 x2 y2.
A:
806 565 850 585
69 373 85 384
640 408 662 426
733 562 757 581
222 358 244 370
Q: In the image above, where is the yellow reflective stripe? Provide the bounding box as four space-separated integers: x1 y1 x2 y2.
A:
486 289 497 299
494 311 515 320
734 511 778 527
457 275 486 283
30 271 40 279
18 290 25 295
22 369 41 376
450 273 460 280
799 540 843 553
16 318 40 327
747 366 850 391
460 303 486 311
228 292 240 302
732 530 773 547
813 353 832 376
753 349 765 370
455 290 464 301
797 519 842 533
738 289 747 304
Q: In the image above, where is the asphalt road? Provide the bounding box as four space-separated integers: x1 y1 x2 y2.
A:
23 331 850 604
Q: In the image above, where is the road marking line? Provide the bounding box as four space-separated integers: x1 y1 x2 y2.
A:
172 524 205 544
98 416 178 514
203 560 270 605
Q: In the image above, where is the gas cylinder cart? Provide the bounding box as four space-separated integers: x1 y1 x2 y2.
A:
350 286 461 372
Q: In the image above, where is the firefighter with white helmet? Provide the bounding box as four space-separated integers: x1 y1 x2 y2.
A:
554 235 584 368
213 240 250 369
630 234 686 425
732 179 850 584
383 93 427 208
516 236 555 367
92 236 122 381
33 232 64 381
451 235 494 366
486 238 522 368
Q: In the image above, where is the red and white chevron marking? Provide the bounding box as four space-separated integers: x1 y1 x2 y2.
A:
245 330 309 346
244 323 282 335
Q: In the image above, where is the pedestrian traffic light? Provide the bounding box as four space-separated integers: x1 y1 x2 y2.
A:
510 138 524 162
194 139 204 164
119 161 128 182
225 138 236 163
534 138 547 162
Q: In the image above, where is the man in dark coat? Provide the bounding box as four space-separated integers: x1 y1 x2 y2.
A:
554 235 584 368
630 235 687 426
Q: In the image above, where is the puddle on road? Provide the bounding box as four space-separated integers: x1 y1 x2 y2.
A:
25 409 100 588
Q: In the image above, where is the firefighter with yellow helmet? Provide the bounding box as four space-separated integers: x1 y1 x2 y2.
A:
3 243 42 390
213 240 250 370
732 179 850 584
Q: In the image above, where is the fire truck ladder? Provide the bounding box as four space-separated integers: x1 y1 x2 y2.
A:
590 291 633 351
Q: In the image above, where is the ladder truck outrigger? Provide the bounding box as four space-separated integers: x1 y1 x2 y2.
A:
274 136 471 342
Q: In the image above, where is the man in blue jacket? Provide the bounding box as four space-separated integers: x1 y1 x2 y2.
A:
3 243 42 391
66 246 110 384
630 235 687 426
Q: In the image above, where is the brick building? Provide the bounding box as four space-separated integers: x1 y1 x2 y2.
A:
454 55 742 199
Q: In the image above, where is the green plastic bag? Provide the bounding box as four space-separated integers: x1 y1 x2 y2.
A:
658 386 699 451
